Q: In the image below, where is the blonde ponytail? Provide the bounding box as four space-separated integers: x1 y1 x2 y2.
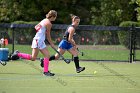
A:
46 10 57 19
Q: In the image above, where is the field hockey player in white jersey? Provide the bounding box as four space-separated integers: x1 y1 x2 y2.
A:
11 10 57 76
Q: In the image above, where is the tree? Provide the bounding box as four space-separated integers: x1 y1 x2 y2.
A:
0 0 44 22
90 0 134 45
0 0 95 24
91 0 134 26
118 0 140 48
131 0 140 21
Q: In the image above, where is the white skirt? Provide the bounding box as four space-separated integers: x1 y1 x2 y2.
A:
31 39 46 50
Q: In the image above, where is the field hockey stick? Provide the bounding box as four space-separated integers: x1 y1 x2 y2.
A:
46 40 71 64
77 48 84 56
51 47 71 64
71 48 84 61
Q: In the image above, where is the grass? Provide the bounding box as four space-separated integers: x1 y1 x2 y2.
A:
0 45 140 93
0 61 140 93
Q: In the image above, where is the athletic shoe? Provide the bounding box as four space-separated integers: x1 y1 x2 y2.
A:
44 71 55 76
76 67 85 73
11 50 19 60
40 58 44 68
0 60 7 66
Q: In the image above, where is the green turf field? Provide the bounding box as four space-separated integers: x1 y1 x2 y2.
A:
0 60 140 93
0 45 140 93
6 44 140 61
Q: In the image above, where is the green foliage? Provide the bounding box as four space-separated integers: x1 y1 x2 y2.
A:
131 0 140 21
0 0 42 22
1 0 140 46
0 0 95 24
0 0 138 24
119 21 140 48
90 0 134 45
92 0 133 26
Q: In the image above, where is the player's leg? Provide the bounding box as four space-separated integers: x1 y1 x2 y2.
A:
40 53 56 67
52 48 66 60
11 48 39 60
31 48 39 61
40 48 55 76
52 40 67 60
40 40 67 67
35 39 54 76
11 39 39 60
40 48 66 67
68 47 85 73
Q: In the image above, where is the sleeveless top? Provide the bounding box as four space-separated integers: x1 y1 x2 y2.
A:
34 19 48 41
63 25 76 41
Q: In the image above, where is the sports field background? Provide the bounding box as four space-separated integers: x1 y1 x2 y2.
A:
5 44 140 61
0 45 140 93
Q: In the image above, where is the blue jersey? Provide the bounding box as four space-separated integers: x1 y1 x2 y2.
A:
58 25 76 50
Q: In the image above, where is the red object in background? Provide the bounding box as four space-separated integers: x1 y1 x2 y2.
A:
81 37 84 42
86 38 89 42
4 39 8 45
1 38 8 46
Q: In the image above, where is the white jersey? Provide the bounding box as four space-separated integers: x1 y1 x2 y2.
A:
33 19 48 41
31 19 48 49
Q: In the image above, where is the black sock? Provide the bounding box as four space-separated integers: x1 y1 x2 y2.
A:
74 56 80 69
49 55 55 61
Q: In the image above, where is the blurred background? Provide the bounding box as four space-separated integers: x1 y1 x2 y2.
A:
0 0 140 61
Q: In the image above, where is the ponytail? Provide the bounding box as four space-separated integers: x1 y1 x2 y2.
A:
46 10 57 19
70 14 80 21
